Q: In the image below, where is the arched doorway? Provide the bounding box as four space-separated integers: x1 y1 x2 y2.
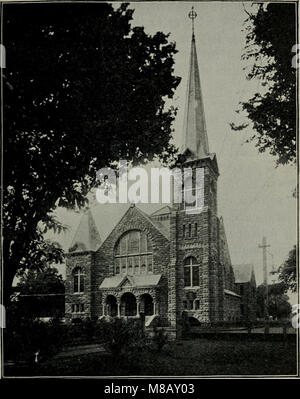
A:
106 295 117 317
140 294 154 316
121 292 137 316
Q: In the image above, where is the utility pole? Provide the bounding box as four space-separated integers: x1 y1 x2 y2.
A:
268 250 276 284
258 237 270 322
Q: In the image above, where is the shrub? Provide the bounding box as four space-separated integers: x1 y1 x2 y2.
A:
152 328 169 352
82 317 97 339
96 318 145 358
4 315 68 362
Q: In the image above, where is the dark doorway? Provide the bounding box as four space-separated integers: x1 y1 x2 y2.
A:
106 295 117 317
140 293 154 316
121 292 137 316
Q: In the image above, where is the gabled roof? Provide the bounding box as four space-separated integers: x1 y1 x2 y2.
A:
99 274 162 289
68 203 170 253
232 264 254 283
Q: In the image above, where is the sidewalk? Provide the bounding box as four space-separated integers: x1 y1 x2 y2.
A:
190 326 296 334
54 344 106 359
216 327 295 334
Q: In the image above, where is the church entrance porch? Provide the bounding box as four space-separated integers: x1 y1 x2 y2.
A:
99 273 162 321
100 290 159 322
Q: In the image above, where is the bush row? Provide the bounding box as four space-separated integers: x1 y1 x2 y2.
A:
4 316 169 363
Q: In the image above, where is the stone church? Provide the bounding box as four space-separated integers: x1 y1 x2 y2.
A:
65 29 257 337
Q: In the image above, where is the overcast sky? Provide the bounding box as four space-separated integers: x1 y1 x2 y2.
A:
46 2 296 301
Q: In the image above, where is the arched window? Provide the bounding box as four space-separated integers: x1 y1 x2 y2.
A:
114 230 153 275
73 267 85 293
184 257 200 287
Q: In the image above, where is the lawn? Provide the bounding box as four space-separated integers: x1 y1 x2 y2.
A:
5 337 297 377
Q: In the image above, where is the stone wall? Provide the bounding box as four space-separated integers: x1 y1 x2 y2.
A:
92 205 170 321
173 156 221 325
218 216 241 321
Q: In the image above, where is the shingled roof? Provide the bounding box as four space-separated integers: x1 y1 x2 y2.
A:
232 264 254 284
100 274 162 289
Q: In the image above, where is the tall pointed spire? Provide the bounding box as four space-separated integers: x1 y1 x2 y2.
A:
181 8 209 159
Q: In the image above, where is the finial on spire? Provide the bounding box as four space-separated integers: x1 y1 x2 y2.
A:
188 6 197 38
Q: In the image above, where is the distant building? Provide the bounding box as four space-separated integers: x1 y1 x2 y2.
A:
65 29 257 338
232 264 257 321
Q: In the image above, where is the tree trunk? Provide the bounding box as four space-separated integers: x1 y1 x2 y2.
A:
2 237 22 307
3 259 16 308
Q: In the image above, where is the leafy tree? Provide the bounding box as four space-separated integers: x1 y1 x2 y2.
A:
231 3 296 165
16 265 65 317
3 3 180 304
268 292 291 320
256 282 292 319
277 246 297 293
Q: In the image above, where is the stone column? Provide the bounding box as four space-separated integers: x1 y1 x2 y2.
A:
136 299 140 317
102 302 105 316
117 301 121 318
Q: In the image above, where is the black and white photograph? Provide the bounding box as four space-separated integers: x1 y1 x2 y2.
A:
0 0 298 381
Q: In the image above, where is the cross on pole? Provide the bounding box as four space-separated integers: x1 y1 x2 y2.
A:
188 6 197 37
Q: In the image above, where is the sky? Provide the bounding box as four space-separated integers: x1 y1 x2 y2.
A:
45 2 296 301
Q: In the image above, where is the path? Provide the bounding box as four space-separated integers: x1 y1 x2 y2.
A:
53 344 106 359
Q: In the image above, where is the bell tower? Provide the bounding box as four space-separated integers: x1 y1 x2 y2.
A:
169 8 222 333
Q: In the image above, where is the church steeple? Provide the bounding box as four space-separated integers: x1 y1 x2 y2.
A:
181 8 209 159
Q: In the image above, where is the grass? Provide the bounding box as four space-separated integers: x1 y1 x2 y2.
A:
5 338 297 377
